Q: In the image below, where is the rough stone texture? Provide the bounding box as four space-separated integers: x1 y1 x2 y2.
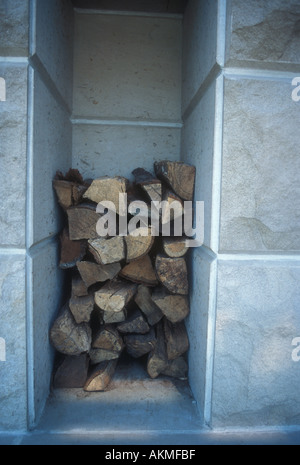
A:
35 0 74 108
73 13 182 121
0 254 27 431
227 0 300 70
0 64 27 247
220 78 300 252
0 0 29 56
212 260 300 427
182 0 219 114
72 124 181 180
32 70 72 246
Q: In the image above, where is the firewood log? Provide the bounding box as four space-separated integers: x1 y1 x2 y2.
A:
154 160 196 201
69 294 94 324
132 167 162 203
125 228 154 262
151 287 189 323
161 356 188 379
155 254 189 295
119 254 158 286
77 260 121 288
53 354 89 388
163 319 189 360
94 280 137 314
67 203 101 240
147 321 168 378
124 328 156 358
88 236 125 265
84 360 118 391
92 325 123 352
59 228 86 269
83 176 128 215
117 307 150 334
134 284 163 326
162 237 188 258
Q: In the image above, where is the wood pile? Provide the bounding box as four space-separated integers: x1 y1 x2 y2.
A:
50 160 195 391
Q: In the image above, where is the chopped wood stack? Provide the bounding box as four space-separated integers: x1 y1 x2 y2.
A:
51 161 195 392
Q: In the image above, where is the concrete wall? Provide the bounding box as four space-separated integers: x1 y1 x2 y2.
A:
72 11 182 179
182 0 300 428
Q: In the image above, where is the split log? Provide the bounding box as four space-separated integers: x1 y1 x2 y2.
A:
124 328 156 358
83 176 128 215
89 348 120 365
84 359 118 392
71 275 89 297
161 356 188 379
102 308 127 324
163 319 189 360
134 284 163 326
94 280 137 314
154 160 196 201
132 167 162 203
147 321 168 378
88 236 125 265
53 180 74 210
117 307 150 334
53 354 89 388
125 228 154 262
119 255 158 286
162 237 188 258
151 287 189 324
67 203 101 240
69 294 94 324
50 304 91 356
161 189 184 225
77 260 121 288
59 228 86 269
92 325 123 352
155 254 188 295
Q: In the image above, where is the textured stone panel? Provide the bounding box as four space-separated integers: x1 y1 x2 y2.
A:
212 260 300 427
181 80 217 250
35 0 74 108
220 78 300 252
0 64 27 247
31 240 65 423
0 254 27 431
73 13 182 121
0 0 29 56
182 0 219 113
72 124 181 180
32 70 72 246
227 0 300 69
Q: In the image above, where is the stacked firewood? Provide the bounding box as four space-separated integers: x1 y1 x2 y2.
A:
50 160 196 392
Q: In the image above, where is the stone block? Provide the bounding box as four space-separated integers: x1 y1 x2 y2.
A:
73 13 182 121
227 0 300 70
72 124 181 180
220 77 300 252
0 0 29 57
212 259 300 427
0 64 27 247
0 253 27 431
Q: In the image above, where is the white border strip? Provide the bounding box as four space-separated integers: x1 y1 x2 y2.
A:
0 57 28 63
224 66 299 82
74 8 183 20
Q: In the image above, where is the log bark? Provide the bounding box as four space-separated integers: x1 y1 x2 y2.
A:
154 160 196 201
147 321 168 378
88 236 125 265
161 356 188 379
53 354 89 388
83 176 128 215
151 287 189 324
162 237 188 258
50 304 91 355
84 359 118 391
94 280 137 314
117 307 150 334
119 255 158 286
134 284 163 326
77 260 121 288
67 203 101 240
163 319 189 360
132 167 162 203
92 325 123 352
53 180 74 210
59 228 86 269
69 294 94 324
125 228 154 262
155 254 189 295
124 328 156 358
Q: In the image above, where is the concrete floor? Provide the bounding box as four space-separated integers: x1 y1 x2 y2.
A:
1 359 300 445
